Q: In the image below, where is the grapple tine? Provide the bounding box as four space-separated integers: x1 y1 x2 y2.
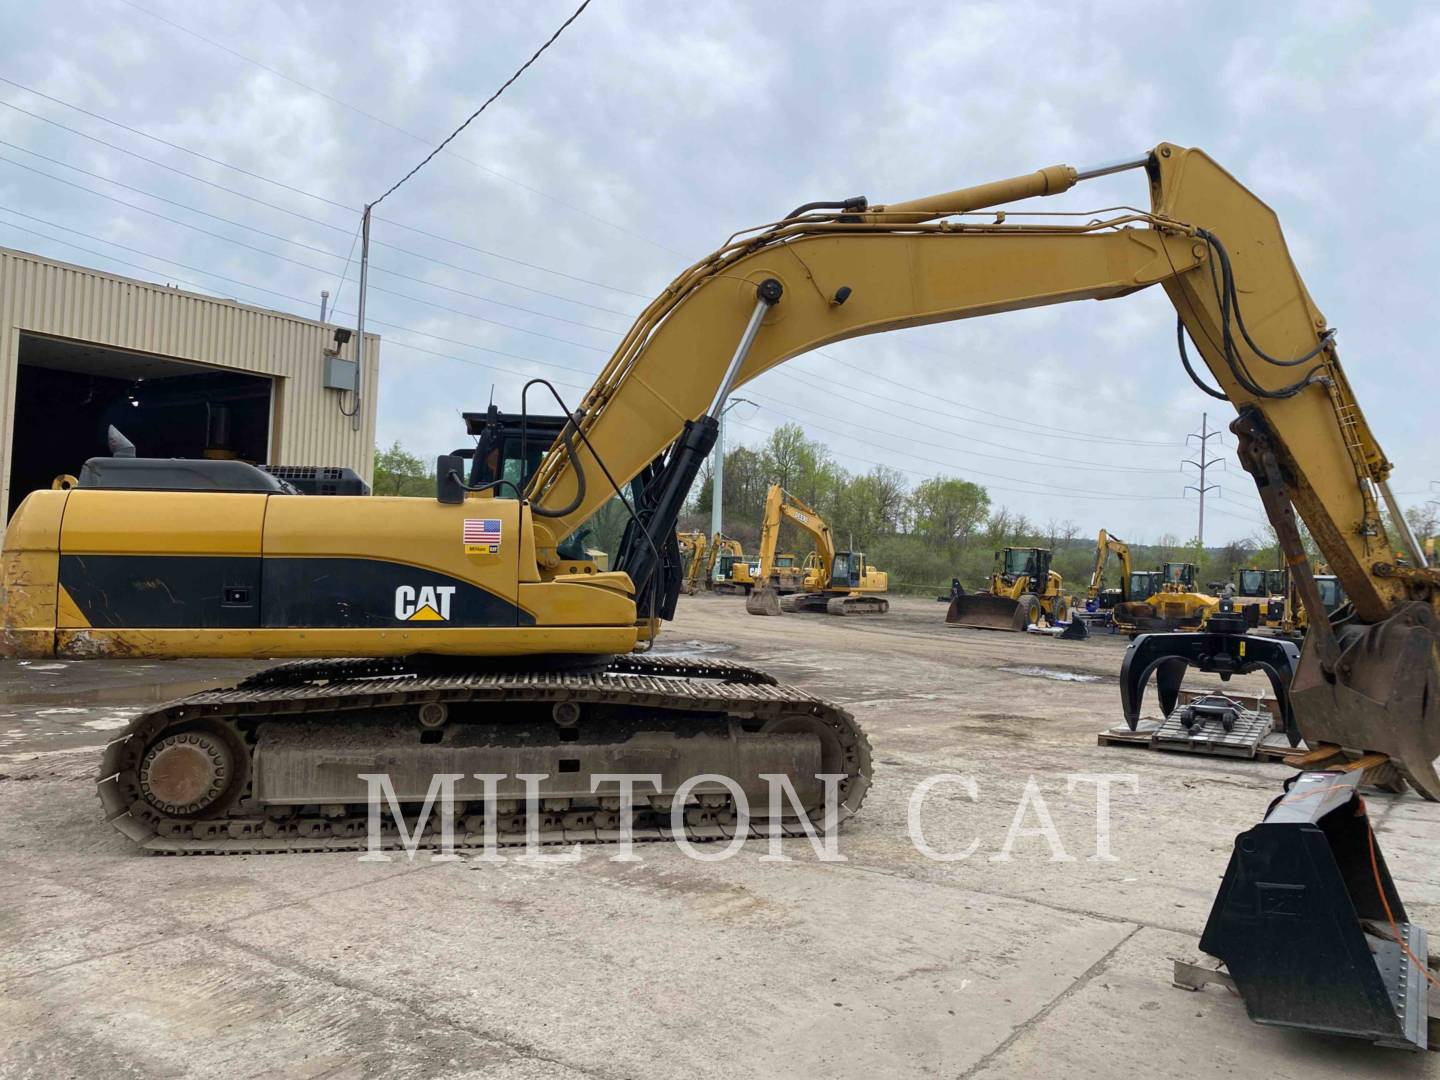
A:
1154 656 1187 717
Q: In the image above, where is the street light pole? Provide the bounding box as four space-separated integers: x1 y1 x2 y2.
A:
708 397 755 544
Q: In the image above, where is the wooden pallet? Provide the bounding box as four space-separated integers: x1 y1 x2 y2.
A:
1098 688 1298 761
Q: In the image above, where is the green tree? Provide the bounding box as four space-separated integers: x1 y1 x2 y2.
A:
372 441 432 496
910 476 990 549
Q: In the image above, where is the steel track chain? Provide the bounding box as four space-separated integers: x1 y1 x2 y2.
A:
98 661 867 855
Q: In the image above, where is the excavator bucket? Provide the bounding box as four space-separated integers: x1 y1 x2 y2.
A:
946 592 1030 632
745 587 784 617
1199 771 1430 1050
1289 601 1440 802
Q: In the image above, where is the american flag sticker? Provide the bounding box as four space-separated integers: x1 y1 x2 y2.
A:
463 517 503 555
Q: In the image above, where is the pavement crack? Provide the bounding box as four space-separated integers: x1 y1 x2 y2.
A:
215 934 620 1080
828 858 1197 936
955 923 1143 1079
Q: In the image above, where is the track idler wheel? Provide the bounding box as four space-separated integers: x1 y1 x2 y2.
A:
137 721 249 818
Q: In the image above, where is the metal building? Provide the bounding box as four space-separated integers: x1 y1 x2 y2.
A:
0 246 379 519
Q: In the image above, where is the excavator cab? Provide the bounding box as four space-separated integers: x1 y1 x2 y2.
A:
829 551 866 589
1128 569 1161 600
1236 568 1269 598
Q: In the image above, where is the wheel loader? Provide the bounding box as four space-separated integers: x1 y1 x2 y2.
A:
946 546 1070 631
5 143 1438 1047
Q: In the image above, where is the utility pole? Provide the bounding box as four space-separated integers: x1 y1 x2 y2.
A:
1183 412 1224 557
709 397 754 543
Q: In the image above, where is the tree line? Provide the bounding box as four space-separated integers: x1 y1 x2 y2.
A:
375 432 1440 598
678 424 1280 595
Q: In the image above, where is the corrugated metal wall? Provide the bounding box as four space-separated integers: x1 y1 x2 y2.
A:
0 246 378 513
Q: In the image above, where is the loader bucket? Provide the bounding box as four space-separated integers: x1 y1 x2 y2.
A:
946 592 1029 632
745 587 784 617
1200 770 1429 1050
1058 618 1089 641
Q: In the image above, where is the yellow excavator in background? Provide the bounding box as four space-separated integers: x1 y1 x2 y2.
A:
1084 529 1132 611
1232 566 1287 628
707 534 756 594
6 144 1439 1046
745 484 888 616
677 530 707 594
1113 560 1220 632
947 546 1069 631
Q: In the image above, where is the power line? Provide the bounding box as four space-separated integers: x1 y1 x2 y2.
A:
0 205 1141 486
739 398 1185 500
0 130 638 316
0 214 1262 536
0 203 607 355
0 77 651 300
0 212 606 382
111 0 683 256
0 147 1191 465
726 417 1191 505
371 0 592 207
0 209 1200 505
0 154 625 342
807 347 1182 448
0 85 1201 454
742 385 1179 475
0 170 1193 480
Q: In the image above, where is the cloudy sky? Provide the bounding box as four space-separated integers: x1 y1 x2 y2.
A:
1 0 1436 544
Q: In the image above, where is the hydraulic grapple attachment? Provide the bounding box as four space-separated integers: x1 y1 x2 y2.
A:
1200 770 1431 1051
1119 615 1302 744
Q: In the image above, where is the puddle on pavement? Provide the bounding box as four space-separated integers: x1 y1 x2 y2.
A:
999 665 1102 683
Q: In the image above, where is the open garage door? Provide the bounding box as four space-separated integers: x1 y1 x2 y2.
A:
6 334 273 519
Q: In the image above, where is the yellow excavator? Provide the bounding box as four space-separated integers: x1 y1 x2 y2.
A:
1232 566 1287 628
947 546 1070 630
745 484 888 616
1081 528 1132 617
707 535 756 594
5 145 1440 1044
677 530 707 594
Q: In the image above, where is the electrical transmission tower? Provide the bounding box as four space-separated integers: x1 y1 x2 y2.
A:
1183 412 1224 553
